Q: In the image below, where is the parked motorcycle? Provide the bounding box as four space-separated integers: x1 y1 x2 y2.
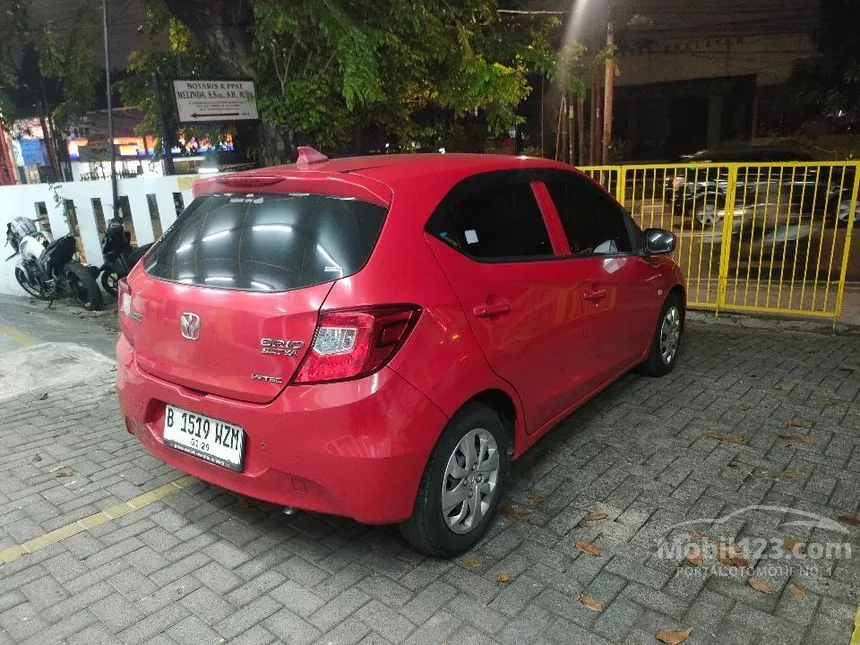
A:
5 217 103 311
99 218 153 296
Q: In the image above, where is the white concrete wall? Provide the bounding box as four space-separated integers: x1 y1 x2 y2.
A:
0 175 198 296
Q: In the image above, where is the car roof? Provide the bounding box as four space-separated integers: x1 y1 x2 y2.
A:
193 153 582 209
223 153 572 179
680 148 815 162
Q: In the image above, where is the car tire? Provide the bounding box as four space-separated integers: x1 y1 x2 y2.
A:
400 401 510 557
692 202 719 227
638 294 683 377
837 197 858 226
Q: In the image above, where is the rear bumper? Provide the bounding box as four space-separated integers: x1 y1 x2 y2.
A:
116 335 447 524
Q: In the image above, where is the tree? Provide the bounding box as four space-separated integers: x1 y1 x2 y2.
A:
0 0 100 179
787 0 860 128
126 0 554 163
551 41 613 164
117 4 230 161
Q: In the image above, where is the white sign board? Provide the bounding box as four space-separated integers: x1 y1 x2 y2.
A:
173 80 259 123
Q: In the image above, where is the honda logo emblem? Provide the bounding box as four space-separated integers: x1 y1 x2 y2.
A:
180 312 201 341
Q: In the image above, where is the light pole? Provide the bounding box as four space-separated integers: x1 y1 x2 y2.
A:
101 0 118 219
601 2 615 165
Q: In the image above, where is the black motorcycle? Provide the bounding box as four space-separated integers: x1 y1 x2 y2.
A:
99 218 153 296
5 218 103 311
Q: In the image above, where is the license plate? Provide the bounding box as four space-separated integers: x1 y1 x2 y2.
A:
163 405 245 471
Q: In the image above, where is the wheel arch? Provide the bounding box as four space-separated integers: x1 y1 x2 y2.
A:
450 387 525 459
471 389 516 444
669 283 686 312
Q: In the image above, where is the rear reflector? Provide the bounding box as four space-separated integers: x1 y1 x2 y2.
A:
293 305 421 384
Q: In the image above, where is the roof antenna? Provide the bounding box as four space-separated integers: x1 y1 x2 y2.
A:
296 146 329 168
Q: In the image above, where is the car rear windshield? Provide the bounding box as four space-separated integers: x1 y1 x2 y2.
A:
143 192 386 292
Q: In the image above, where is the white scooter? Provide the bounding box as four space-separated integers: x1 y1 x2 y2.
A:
5 217 103 311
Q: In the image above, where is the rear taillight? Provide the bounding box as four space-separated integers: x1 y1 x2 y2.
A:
293 305 421 384
118 279 131 316
118 279 140 344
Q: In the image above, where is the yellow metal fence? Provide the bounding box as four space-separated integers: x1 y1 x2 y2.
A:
580 162 859 320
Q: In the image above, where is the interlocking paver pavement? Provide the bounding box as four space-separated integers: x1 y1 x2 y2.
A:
0 307 858 644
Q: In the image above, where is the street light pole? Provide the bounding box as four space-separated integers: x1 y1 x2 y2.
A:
601 5 615 165
101 0 118 219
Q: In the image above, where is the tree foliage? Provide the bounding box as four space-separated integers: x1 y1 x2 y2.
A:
116 2 228 155
787 0 859 125
0 0 99 126
126 0 555 161
553 41 614 100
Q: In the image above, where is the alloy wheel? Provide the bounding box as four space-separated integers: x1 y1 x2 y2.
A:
660 306 681 365
695 204 717 226
442 428 500 535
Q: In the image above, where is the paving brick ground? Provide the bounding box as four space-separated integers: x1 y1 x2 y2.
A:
0 297 858 644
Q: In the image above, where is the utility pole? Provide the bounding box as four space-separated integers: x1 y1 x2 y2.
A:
540 75 545 157
102 0 118 219
590 76 600 165
577 94 586 165
601 5 615 165
568 92 575 164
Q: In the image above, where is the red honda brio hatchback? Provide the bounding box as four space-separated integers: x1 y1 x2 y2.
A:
116 149 685 556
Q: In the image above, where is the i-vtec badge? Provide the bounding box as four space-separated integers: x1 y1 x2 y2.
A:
251 374 283 383
260 338 305 356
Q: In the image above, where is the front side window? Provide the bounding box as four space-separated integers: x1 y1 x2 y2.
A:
427 181 552 260
545 179 632 256
144 192 385 292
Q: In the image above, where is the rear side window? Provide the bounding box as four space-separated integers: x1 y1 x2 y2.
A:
545 180 632 256
144 193 385 292
427 182 552 259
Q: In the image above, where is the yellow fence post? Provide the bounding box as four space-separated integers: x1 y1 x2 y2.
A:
616 167 626 205
834 165 860 322
715 164 739 317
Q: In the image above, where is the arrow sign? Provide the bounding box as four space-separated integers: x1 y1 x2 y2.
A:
190 112 240 119
173 80 259 123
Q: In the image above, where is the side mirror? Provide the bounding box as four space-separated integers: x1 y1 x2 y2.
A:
643 228 675 255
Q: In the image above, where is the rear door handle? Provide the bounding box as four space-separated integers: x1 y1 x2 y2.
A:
473 302 511 318
583 289 607 302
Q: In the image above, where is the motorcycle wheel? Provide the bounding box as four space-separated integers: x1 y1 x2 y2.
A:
64 261 103 311
14 267 52 300
100 270 120 297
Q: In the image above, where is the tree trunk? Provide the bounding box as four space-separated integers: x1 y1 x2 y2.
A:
49 113 72 181
162 0 292 165
555 94 566 162
38 111 60 182
577 95 586 166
